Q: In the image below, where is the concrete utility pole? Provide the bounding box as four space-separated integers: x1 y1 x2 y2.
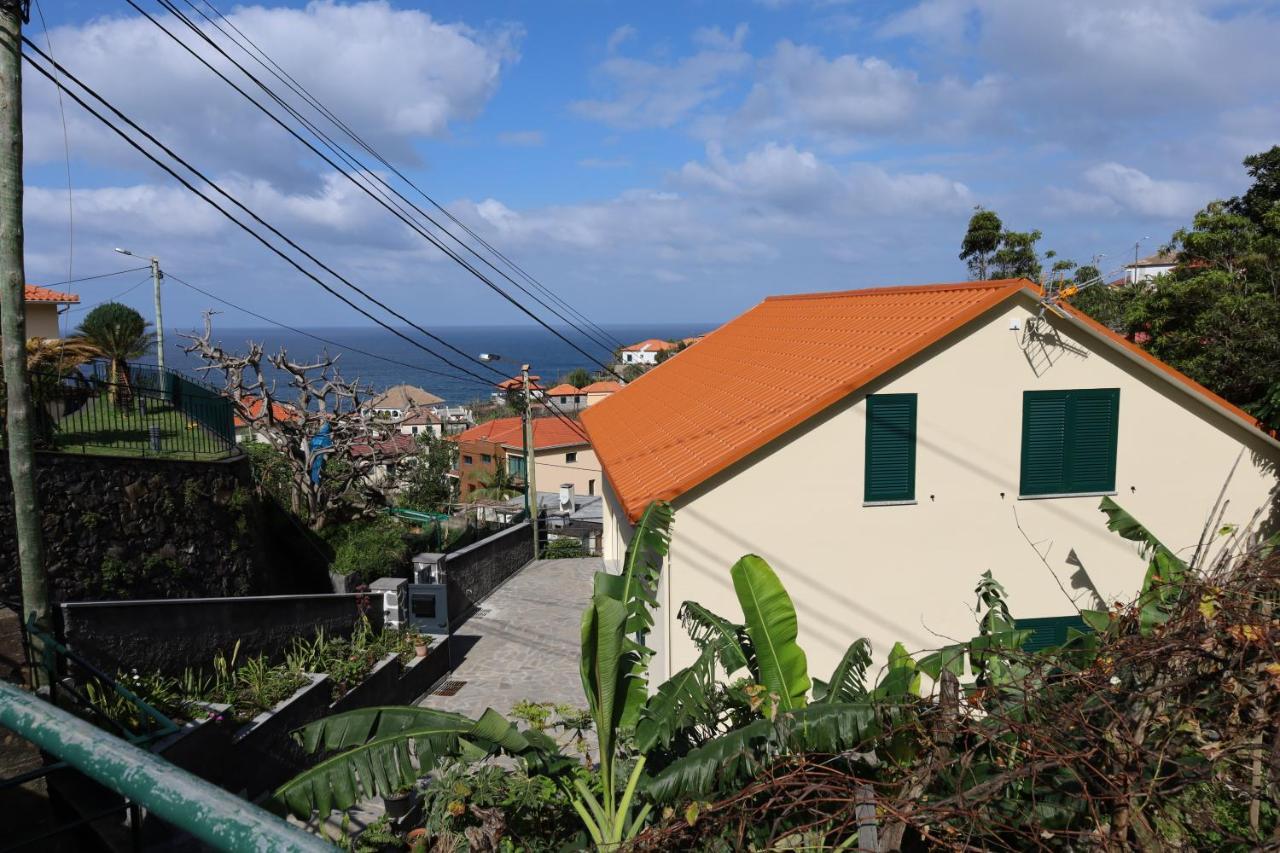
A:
521 363 540 559
115 248 164 371
0 0 52 687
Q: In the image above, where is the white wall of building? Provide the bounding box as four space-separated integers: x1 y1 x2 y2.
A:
603 292 1280 685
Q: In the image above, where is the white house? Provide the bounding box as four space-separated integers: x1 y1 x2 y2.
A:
369 384 444 420
1124 252 1176 284
583 279 1280 685
398 408 443 439
619 338 678 365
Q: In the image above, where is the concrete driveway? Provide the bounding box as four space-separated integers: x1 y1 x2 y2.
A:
419 557 598 721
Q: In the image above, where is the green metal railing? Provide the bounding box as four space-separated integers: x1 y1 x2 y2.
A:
0 681 332 852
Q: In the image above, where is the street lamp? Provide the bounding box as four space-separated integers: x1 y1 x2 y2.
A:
114 248 165 373
479 353 539 559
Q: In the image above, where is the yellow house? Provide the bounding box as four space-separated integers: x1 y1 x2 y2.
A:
24 284 79 338
582 279 1280 685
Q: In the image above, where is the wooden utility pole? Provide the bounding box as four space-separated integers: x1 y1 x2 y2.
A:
521 364 539 559
0 0 51 687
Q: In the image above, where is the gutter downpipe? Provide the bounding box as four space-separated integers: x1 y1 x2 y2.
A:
0 681 332 852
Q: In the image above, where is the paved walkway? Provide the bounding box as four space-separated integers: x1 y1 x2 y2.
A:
420 557 598 721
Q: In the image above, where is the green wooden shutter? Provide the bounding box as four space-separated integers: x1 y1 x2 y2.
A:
864 394 916 503
1016 615 1090 652
1021 389 1119 496
1020 392 1068 495
1064 389 1119 493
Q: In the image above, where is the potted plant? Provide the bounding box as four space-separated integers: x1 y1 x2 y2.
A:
382 781 417 821
408 629 429 658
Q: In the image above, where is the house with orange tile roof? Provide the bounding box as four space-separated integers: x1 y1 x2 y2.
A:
619 338 679 366
582 278 1280 685
581 380 623 407
398 407 443 439
450 415 600 499
545 383 585 410
24 284 79 339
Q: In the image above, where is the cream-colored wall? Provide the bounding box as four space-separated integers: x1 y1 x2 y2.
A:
26 303 61 339
534 445 602 496
605 294 1280 685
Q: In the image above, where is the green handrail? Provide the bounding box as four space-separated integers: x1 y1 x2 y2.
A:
0 681 333 852
387 506 450 523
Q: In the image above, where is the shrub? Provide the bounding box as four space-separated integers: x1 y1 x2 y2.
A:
542 537 586 559
329 518 411 583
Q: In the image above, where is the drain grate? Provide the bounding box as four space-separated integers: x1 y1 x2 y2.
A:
432 680 467 697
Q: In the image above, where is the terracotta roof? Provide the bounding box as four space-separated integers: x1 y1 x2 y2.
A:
452 415 589 449
622 338 679 352
581 380 623 394
400 408 441 426
1131 251 1177 267
350 432 417 458
370 384 443 410
546 383 581 396
232 396 297 428
584 278 1273 522
495 375 543 391
25 284 79 304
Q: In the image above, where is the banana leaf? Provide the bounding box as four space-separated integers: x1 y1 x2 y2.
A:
634 644 717 753
272 706 550 819
730 555 810 711
678 601 751 676
643 703 880 803
580 594 634 770
813 637 873 703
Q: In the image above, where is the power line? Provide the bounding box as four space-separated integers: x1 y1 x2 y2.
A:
186 0 625 354
65 276 153 313
21 41 504 391
165 272 494 391
35 266 150 287
135 0 626 375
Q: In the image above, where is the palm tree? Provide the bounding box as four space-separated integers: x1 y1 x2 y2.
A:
75 302 155 407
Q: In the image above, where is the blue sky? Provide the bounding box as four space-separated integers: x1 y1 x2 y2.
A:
22 0 1280 333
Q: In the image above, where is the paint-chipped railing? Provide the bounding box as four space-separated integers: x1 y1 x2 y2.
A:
0 681 332 852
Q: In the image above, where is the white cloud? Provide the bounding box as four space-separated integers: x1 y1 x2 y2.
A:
24 2 519 184
497 130 545 147
606 25 637 53
570 24 751 129
1082 162 1207 219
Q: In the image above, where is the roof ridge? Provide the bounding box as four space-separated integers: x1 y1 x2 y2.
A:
765 279 1028 302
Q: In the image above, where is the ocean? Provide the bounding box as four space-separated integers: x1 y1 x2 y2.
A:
160 323 716 406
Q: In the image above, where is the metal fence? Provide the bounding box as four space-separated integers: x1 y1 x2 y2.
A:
31 361 236 459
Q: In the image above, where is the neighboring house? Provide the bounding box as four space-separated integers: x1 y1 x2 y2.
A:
581 380 623 407
398 407 442 439
369 384 444 420
619 338 679 365
545 383 585 411
451 416 601 498
25 284 78 339
231 396 298 444
493 487 604 552
431 404 474 436
493 375 544 401
582 278 1280 685
1125 252 1177 284
349 432 418 485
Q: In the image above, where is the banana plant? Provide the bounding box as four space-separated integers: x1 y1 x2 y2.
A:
575 500 674 848
271 706 566 819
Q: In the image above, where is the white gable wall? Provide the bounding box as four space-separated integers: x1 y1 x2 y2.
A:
604 293 1280 685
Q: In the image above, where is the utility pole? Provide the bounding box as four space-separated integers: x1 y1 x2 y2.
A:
115 248 164 372
521 363 539 560
0 0 52 687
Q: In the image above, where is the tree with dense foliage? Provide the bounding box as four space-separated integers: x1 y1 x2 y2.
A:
959 207 1003 279
471 461 522 501
562 367 593 388
74 302 154 404
397 433 456 512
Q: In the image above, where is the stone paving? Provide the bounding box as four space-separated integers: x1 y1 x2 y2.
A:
419 556 599 721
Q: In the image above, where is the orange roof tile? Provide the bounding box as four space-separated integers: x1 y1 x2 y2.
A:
583 278 1275 522
25 284 79 304
232 396 297 428
581 380 623 394
452 416 589 449
495 375 542 391
546 383 581 396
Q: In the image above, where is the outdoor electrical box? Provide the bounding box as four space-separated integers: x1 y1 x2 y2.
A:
408 553 449 634
369 577 408 630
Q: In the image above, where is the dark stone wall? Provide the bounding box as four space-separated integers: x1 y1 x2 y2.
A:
0 451 265 604
61 592 380 676
445 521 535 620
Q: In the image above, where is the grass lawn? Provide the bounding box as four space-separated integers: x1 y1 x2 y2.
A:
51 395 234 460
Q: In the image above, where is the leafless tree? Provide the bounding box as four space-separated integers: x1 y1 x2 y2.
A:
184 313 393 530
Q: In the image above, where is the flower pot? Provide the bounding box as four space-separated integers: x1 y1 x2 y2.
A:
414 643 428 658
383 790 415 821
